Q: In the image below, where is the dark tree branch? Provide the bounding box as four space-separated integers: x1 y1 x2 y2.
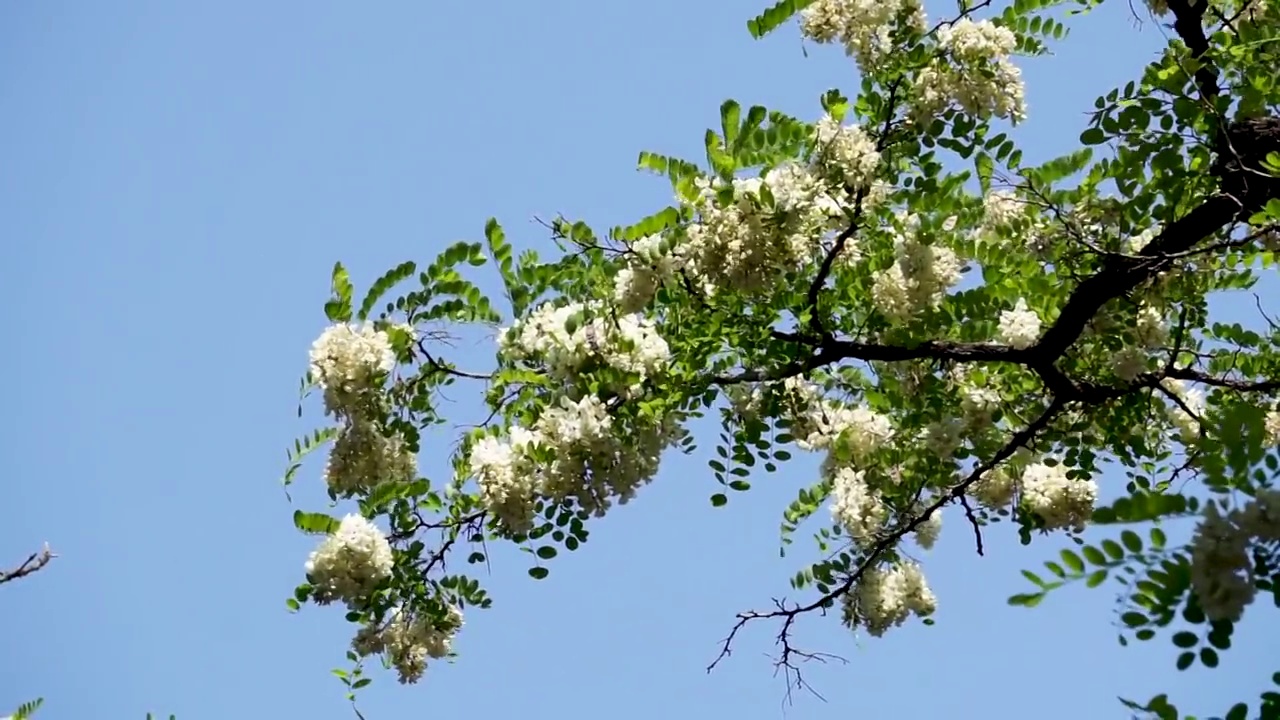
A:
0 543 56 585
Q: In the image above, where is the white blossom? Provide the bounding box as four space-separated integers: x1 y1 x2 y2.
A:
1160 378 1205 442
914 19 1027 123
830 467 887 546
800 0 927 69
970 466 1018 509
997 298 1041 349
353 603 464 684
309 323 396 416
499 301 670 387
779 378 894 456
1189 503 1255 623
325 421 418 497
1263 407 1280 446
305 514 395 608
843 561 937 637
1020 462 1097 532
872 215 964 322
913 509 942 550
468 397 683 533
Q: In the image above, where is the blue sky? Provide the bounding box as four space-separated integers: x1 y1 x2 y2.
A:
3 1 1277 719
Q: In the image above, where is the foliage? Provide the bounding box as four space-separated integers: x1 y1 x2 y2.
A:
284 0 1280 716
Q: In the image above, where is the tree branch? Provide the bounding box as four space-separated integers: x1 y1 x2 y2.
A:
0 543 56 585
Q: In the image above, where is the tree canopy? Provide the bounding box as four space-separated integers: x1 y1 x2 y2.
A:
272 0 1280 717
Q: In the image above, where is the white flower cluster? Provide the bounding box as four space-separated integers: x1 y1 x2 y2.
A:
912 505 943 550
800 0 927 69
1160 378 1206 442
305 514 396 608
309 323 397 417
626 115 884 300
499 301 671 387
997 298 1041 349
978 189 1049 253
914 19 1027 123
812 116 884 192
679 163 864 295
1189 490 1280 622
469 395 682 534
843 560 938 637
1111 305 1167 380
1266 407 1280 446
774 378 895 455
1127 225 1160 254
1020 462 1098 532
970 465 1019 509
353 604 464 684
871 214 964 322
325 420 419 497
309 322 419 497
830 467 887 546
614 234 680 313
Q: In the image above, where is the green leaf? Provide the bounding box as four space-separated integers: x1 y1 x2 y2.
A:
746 0 809 38
1060 549 1085 573
1080 127 1106 145
721 100 742 149
1225 703 1248 720
975 152 994 195
528 567 550 580
293 510 341 535
1007 592 1045 607
535 546 558 560
358 261 416 320
1175 651 1195 670
325 262 354 322
1085 569 1109 587
1150 527 1167 549
1082 545 1108 566
711 493 729 507
1120 611 1148 627
1101 539 1125 560
1121 530 1144 553
1199 647 1219 668
1172 631 1198 648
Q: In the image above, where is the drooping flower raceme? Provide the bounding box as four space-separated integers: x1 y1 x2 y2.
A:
997 298 1041 348
469 395 684 534
912 507 943 550
353 603 464 684
843 560 938 637
614 234 682 313
309 323 397 416
800 0 927 69
1265 407 1280 446
969 465 1019 510
305 513 395 608
1160 378 1206 442
829 466 888 547
913 18 1027 123
1189 503 1256 623
871 214 964 322
498 301 671 386
325 420 419 498
776 378 895 456
1019 462 1097 532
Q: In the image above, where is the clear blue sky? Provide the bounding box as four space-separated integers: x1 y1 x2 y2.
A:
3 2 1277 718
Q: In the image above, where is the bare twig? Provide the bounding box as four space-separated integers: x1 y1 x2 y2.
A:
0 543 56 585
